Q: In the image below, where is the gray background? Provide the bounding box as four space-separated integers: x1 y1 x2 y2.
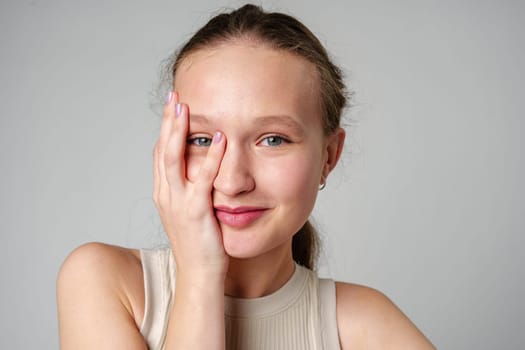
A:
1 0 523 348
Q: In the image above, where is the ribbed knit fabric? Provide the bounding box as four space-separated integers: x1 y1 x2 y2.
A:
139 248 340 350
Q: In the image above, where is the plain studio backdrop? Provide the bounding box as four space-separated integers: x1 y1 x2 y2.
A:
1 0 523 348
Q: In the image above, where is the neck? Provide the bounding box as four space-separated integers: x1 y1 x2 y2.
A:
224 241 296 298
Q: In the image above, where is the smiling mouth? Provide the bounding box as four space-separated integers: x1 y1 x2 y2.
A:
214 206 268 228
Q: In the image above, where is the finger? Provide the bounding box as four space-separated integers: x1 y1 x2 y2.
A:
192 131 226 197
157 91 179 196
165 102 189 191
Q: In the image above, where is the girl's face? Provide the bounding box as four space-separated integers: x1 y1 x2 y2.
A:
174 43 344 260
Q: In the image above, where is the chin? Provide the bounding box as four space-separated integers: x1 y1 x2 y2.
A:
221 230 259 259
221 226 292 261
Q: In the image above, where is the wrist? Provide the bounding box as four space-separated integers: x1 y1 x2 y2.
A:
175 264 228 286
174 272 225 304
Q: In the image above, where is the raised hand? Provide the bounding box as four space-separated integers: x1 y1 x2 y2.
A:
153 91 228 278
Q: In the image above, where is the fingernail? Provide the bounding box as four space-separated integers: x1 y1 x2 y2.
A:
175 103 182 117
213 132 223 144
165 91 173 104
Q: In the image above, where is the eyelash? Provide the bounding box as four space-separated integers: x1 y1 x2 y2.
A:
186 134 291 147
258 135 290 147
187 136 212 147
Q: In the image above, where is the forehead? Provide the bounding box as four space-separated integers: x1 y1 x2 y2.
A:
174 43 321 126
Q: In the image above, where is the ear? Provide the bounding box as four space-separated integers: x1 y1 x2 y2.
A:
322 127 345 179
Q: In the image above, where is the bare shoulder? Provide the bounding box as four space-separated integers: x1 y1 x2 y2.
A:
335 282 436 350
57 242 147 349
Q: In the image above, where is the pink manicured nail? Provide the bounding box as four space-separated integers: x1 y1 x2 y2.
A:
175 103 182 117
213 132 223 144
165 91 173 104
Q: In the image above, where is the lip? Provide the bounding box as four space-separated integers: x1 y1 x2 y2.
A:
214 206 268 228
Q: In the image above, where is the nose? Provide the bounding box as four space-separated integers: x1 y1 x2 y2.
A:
213 144 255 196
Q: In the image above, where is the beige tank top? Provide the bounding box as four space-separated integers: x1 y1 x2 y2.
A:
139 248 341 350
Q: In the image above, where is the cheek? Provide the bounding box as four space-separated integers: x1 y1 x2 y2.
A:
257 153 321 203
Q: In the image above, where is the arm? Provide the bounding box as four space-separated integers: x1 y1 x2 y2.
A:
57 243 147 350
57 93 228 349
154 92 228 349
336 283 436 350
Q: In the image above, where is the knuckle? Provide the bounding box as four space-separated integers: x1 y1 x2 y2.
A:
164 150 181 170
200 151 221 176
157 194 170 209
186 198 208 220
194 176 213 196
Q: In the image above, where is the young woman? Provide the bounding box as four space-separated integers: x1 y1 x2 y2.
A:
57 4 435 349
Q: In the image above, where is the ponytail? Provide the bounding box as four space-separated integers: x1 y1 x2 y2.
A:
292 220 319 270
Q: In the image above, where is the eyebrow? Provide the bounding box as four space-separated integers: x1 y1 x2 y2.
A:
190 114 305 135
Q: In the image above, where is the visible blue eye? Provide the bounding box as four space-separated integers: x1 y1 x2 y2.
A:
188 137 212 147
260 135 286 147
